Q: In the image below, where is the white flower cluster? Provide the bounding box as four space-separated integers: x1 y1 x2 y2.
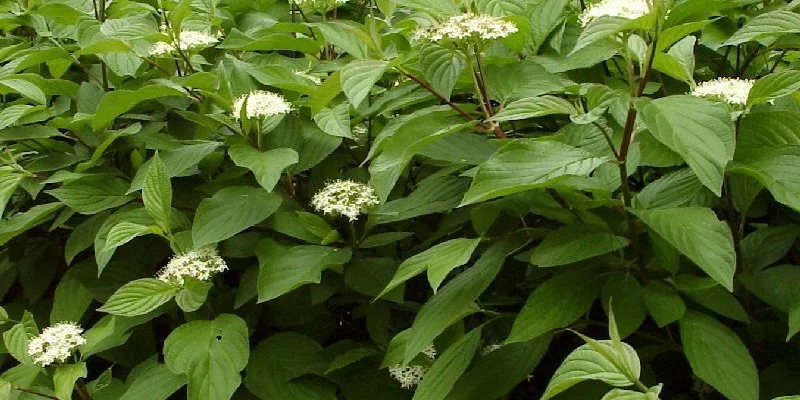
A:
232 90 293 119
148 30 218 56
156 247 228 286
311 180 380 221
388 344 437 389
579 0 651 26
413 13 518 43
293 0 348 12
690 77 754 106
294 70 323 85
27 322 86 367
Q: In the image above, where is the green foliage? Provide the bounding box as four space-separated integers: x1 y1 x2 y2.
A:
2 0 800 399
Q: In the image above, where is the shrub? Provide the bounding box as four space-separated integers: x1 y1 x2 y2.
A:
1 0 799 399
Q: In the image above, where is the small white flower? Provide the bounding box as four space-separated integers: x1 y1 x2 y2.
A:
232 90 293 119
176 30 218 51
149 41 176 57
690 77 754 106
27 322 86 367
156 247 228 286
311 180 380 221
294 70 323 85
293 0 348 12
579 0 651 27
388 344 436 389
413 13 518 43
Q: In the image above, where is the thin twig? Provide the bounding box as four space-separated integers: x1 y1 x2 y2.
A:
395 66 475 122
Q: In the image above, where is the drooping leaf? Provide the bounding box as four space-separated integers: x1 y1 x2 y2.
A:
228 146 299 192
48 175 135 214
98 278 179 317
340 59 389 108
726 10 800 45
192 186 282 248
531 223 628 267
142 152 172 232
412 327 481 400
92 84 186 130
257 243 352 302
680 311 759 400
633 207 736 291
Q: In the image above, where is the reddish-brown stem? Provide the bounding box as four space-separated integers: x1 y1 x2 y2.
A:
396 67 476 122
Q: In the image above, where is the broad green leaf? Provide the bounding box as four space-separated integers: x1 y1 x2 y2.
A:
0 203 63 246
313 102 352 138
51 273 93 324
640 96 734 196
54 363 87 400
419 43 466 100
491 95 577 122
0 77 46 104
2 322 34 365
412 328 481 400
98 278 179 317
633 207 736 291
0 172 23 219
740 226 800 272
571 16 630 54
245 332 336 400
541 340 641 400
601 275 646 338
128 143 221 192
103 222 159 252
192 186 282 248
507 269 602 343
730 111 800 212
403 240 517 364
340 60 389 108
444 336 551 400
740 265 800 312
48 175 135 214
164 314 250 400
374 175 469 224
175 277 213 313
120 360 186 400
633 168 713 209
529 0 569 51
142 153 172 232
92 84 186 130
600 388 660 400
267 211 339 245
643 282 685 327
726 10 800 45
257 244 351 302
680 311 759 400
789 300 800 340
748 71 800 106
683 285 749 323
531 224 628 267
228 146 299 192
65 212 109 265
378 238 480 299
461 140 606 205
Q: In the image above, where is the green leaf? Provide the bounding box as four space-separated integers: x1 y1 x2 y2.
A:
54 363 87 400
51 273 93 324
257 243 352 302
359 232 413 248
313 102 352 138
0 172 23 219
2 322 34 365
643 282 686 328
419 43 466 100
640 96 734 196
192 186 282 248
340 59 389 108
725 10 800 46
680 311 759 400
683 285 749 323
740 226 800 273
378 238 480 299
103 222 159 252
740 265 800 312
120 360 187 400
507 269 602 343
748 71 800 106
267 211 340 245
730 111 800 212
541 340 641 400
789 300 800 340
601 275 646 338
633 207 736 291
48 175 135 214
374 175 469 224
164 314 250 400
633 168 713 209
461 140 606 205
245 332 336 400
571 16 630 55
65 212 108 264
444 336 551 400
128 142 221 192
228 146 299 192
0 203 63 246
531 223 628 267
98 278 179 317
175 277 213 313
0 77 46 104
412 328 481 400
491 96 577 122
92 84 186 130
403 240 517 364
142 153 172 232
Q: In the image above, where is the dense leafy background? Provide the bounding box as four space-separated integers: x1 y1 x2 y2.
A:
1 0 800 399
